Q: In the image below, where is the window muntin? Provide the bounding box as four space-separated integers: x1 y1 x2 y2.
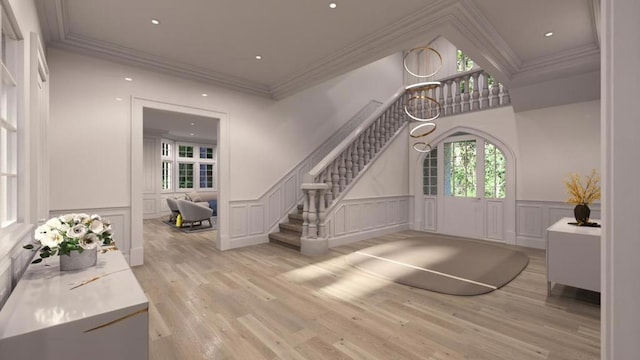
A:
178 163 194 189
484 142 506 199
422 148 437 196
178 145 193 158
199 146 214 159
199 164 214 189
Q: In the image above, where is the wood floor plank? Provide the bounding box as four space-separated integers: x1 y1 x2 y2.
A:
134 219 600 360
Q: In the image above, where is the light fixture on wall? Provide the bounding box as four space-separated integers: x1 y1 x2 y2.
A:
403 46 443 153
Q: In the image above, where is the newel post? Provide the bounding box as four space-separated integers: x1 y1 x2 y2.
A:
300 183 330 256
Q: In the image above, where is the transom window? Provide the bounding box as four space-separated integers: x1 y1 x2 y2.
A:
178 145 193 158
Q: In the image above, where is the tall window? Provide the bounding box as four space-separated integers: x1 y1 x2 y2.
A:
456 49 474 72
422 149 438 196
0 14 19 228
161 140 172 191
178 163 194 189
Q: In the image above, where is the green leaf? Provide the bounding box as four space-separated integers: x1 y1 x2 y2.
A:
31 258 43 264
23 244 34 250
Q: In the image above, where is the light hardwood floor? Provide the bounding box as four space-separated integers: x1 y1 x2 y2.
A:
133 219 600 360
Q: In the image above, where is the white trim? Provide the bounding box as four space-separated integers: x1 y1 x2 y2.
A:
132 98 230 262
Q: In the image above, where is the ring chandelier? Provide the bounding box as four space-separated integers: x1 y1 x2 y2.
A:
403 46 443 153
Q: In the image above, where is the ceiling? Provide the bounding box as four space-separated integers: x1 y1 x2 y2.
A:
36 0 600 100
142 108 218 144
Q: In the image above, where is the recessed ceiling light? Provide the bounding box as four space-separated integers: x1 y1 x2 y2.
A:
124 77 133 81
544 32 553 37
190 133 195 136
256 55 263 60
329 2 337 8
115 97 123 101
151 19 160 25
201 93 208 97
190 122 195 126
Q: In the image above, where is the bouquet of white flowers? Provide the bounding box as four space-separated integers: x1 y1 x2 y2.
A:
24 213 113 263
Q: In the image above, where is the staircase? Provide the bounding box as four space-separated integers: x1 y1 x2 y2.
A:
268 204 303 250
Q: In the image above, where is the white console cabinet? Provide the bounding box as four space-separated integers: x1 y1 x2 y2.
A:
546 217 601 294
0 248 148 359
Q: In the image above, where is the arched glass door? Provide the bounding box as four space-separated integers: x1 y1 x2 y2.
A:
423 133 506 240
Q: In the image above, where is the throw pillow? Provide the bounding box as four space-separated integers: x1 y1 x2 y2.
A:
187 191 202 202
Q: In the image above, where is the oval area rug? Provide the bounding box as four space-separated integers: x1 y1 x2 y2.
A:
346 235 529 295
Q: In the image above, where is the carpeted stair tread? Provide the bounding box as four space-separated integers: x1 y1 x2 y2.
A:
269 232 301 250
279 222 303 233
288 213 303 223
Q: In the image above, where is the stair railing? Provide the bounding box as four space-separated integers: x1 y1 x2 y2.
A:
299 69 510 255
299 86 410 255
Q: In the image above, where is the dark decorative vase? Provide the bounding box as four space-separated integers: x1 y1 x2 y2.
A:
574 204 591 224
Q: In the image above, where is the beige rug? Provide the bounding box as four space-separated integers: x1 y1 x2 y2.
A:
346 234 529 296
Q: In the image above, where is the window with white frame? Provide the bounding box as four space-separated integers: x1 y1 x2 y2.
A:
0 10 19 229
161 140 216 192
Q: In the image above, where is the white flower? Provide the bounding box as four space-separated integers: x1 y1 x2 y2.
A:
59 213 76 223
89 219 105 234
90 214 102 221
66 224 88 239
79 233 100 249
40 232 64 248
73 213 91 225
45 217 62 229
34 224 53 241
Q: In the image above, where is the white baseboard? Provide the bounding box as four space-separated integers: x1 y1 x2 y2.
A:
516 236 546 250
228 234 269 249
328 223 410 248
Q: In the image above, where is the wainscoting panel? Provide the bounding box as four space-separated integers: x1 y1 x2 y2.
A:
268 189 282 229
515 201 601 249
327 196 411 247
346 204 362 233
486 200 504 240
143 199 156 215
423 197 437 231
283 175 297 213
230 205 248 238
387 200 399 225
334 206 347 236
362 201 376 230
249 204 265 235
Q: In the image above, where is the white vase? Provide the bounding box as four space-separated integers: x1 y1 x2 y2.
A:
59 247 98 271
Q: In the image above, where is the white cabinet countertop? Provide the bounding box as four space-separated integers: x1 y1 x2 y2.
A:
0 248 149 359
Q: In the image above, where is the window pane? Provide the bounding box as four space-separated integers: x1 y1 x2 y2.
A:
161 161 172 190
178 163 194 189
485 143 506 199
422 148 437 195
199 147 214 159
178 145 193 158
445 140 476 197
161 142 171 157
199 164 214 188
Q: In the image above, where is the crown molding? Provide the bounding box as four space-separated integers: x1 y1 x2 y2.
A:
512 44 600 85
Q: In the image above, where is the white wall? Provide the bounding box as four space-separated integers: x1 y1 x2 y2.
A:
345 127 410 199
47 48 403 257
515 100 600 201
408 101 600 203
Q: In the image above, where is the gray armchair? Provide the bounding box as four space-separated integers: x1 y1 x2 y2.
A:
166 198 180 223
176 199 214 229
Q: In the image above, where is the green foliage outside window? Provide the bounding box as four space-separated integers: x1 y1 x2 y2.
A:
485 143 506 198
178 163 194 189
179 145 193 158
